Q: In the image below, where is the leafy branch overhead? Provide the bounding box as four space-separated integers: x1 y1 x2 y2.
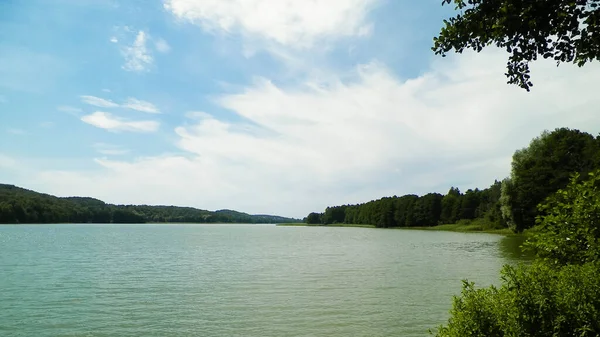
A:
433 0 600 91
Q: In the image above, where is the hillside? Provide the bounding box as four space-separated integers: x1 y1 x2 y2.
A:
0 184 301 224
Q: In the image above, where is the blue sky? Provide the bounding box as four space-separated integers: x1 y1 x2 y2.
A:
2 0 600 218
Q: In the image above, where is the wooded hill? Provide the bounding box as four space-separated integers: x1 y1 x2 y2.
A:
0 184 301 224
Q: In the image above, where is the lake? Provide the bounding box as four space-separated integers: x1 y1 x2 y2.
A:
0 224 529 336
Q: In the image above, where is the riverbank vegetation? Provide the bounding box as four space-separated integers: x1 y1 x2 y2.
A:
304 128 600 234
405 221 515 235
299 128 600 336
277 223 376 228
0 185 301 224
278 221 514 234
430 1 600 334
300 128 600 335
434 171 600 336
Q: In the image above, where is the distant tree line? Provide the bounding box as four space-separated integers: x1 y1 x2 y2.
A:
305 183 502 229
305 128 600 232
0 186 300 224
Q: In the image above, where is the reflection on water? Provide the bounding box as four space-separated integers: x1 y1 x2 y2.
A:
498 235 535 262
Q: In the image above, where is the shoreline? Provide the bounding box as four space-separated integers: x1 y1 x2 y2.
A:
277 223 523 236
277 223 376 228
1 222 304 226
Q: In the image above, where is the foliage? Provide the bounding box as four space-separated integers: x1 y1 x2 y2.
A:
307 182 504 229
527 170 600 265
440 187 462 223
435 168 600 336
309 128 599 233
499 177 516 229
434 262 600 337
305 212 322 224
454 217 505 231
0 184 301 224
433 0 600 91
437 223 513 235
322 205 347 224
500 128 600 232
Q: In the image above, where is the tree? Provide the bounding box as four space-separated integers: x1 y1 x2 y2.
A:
412 193 444 226
440 187 462 224
0 202 16 223
377 198 396 228
476 181 505 228
0 184 301 224
500 128 600 232
434 170 600 337
394 194 418 227
322 206 346 224
433 0 600 91
527 170 600 265
305 212 322 224
459 189 480 220
112 209 146 223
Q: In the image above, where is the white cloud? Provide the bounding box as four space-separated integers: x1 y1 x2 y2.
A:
357 23 373 37
122 97 160 113
122 30 153 72
80 95 119 108
155 38 171 53
79 95 160 113
6 128 27 135
81 111 159 133
26 50 600 217
102 88 111 93
164 0 378 49
110 36 118 43
93 143 130 155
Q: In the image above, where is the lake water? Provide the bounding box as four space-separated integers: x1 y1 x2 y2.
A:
0 224 529 337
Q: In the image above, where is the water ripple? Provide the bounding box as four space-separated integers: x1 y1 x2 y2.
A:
0 224 526 337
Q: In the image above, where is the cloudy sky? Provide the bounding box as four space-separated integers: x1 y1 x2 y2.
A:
1 0 600 218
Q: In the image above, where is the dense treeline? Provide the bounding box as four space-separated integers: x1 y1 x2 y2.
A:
306 128 600 232
306 182 503 229
0 185 300 224
501 128 600 231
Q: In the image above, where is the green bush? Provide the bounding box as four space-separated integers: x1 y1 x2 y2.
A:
434 170 600 336
527 171 600 265
434 262 600 337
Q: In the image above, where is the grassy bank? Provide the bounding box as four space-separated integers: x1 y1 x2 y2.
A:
277 223 376 228
402 223 515 235
277 222 530 236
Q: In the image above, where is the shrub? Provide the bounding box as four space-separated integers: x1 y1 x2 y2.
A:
526 170 600 265
434 170 600 336
434 262 600 337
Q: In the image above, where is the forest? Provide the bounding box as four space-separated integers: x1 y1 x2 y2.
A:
305 128 600 233
0 185 301 224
